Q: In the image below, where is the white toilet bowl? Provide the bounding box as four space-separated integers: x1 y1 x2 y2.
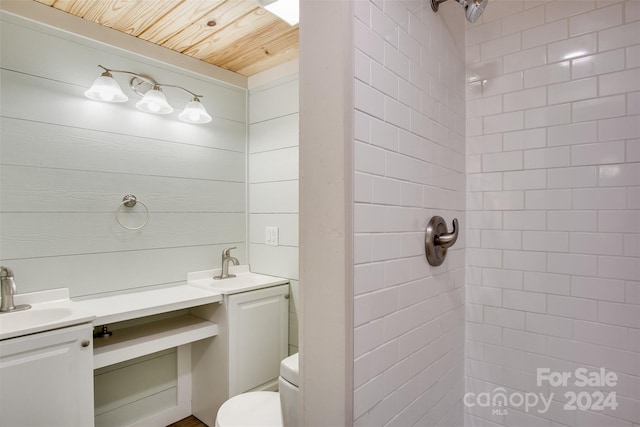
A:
215 353 299 427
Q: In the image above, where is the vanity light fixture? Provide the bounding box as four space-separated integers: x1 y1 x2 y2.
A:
256 0 299 26
85 65 212 124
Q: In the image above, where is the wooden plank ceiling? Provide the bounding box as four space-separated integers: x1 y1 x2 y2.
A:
33 0 299 76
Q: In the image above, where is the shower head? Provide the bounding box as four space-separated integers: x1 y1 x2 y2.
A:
431 0 489 24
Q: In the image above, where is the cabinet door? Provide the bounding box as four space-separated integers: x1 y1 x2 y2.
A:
228 284 289 396
0 323 94 427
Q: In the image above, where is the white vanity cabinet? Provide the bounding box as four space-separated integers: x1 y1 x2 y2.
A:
191 282 290 426
228 284 290 395
0 323 94 427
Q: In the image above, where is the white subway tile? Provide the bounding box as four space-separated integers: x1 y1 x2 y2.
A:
468 211 503 230
502 328 547 353
355 48 371 84
625 281 640 304
386 151 414 181
525 104 572 128
483 72 524 98
573 94 627 122
548 295 598 320
384 43 411 81
482 268 524 289
524 271 571 295
524 231 569 252
526 189 572 210
371 4 398 47
548 210 598 231
370 117 399 151
504 87 547 112
480 32 521 60
627 44 640 68
484 111 524 134
481 0 524 22
572 49 626 79
503 170 547 190
546 1 596 22
354 262 386 295
354 204 387 234
569 3 623 36
570 232 624 256
355 80 385 119
627 0 640 22
624 233 640 256
524 62 571 88
467 284 503 306
599 256 640 281
503 210 547 230
503 128 547 151
573 187 628 209
548 253 598 276
372 176 403 205
628 90 640 115
467 322 502 345
547 122 598 147
481 230 522 250
484 191 525 210
485 307 525 329
467 95 502 119
548 77 597 105
354 110 371 143
573 320 628 349
468 134 502 155
599 69 640 96
468 172 503 192
523 19 568 49
371 61 398 99
467 248 504 268
503 250 548 272
628 187 640 209
526 312 572 338
355 141 386 175
573 141 626 166
504 5 546 34
355 172 373 203
384 97 411 131
599 301 640 327
354 234 373 264
548 33 598 63
483 151 523 172
599 21 640 51
503 289 547 313
599 210 640 233
598 116 640 141
467 19 502 46
571 276 627 302
503 46 547 74
548 166 598 188
354 18 384 63
524 147 571 169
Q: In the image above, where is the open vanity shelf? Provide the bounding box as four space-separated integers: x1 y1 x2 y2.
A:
93 314 218 369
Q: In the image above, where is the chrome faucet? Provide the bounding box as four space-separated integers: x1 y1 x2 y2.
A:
1 266 31 313
214 247 239 280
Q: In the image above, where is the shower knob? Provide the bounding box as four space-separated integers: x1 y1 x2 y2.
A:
425 216 459 266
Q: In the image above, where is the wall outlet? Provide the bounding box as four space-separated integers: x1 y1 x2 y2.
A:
265 226 279 246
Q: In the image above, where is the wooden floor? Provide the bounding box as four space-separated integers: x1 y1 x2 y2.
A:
168 415 208 427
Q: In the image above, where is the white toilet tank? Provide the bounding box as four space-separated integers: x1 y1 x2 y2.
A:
278 353 299 427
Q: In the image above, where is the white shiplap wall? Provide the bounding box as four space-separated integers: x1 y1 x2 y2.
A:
0 12 247 298
248 73 300 355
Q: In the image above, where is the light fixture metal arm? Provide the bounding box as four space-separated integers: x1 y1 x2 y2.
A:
98 64 158 86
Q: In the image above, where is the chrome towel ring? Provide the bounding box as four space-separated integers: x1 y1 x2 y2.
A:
425 216 459 266
115 194 150 230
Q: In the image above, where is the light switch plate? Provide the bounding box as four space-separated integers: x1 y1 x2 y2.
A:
265 226 279 246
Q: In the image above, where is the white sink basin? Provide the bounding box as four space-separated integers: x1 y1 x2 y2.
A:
188 266 288 295
0 290 94 340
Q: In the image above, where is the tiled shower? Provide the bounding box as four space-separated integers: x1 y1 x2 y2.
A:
352 0 638 426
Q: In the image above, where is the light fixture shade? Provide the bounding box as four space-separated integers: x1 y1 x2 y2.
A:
85 73 128 102
257 0 299 25
179 99 212 124
136 88 173 114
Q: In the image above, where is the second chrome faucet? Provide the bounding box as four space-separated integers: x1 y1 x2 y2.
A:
214 247 239 280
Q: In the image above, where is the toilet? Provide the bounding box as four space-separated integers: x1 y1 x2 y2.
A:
215 353 299 427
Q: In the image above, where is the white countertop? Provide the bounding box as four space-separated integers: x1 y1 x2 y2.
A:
74 285 223 325
1 267 288 340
